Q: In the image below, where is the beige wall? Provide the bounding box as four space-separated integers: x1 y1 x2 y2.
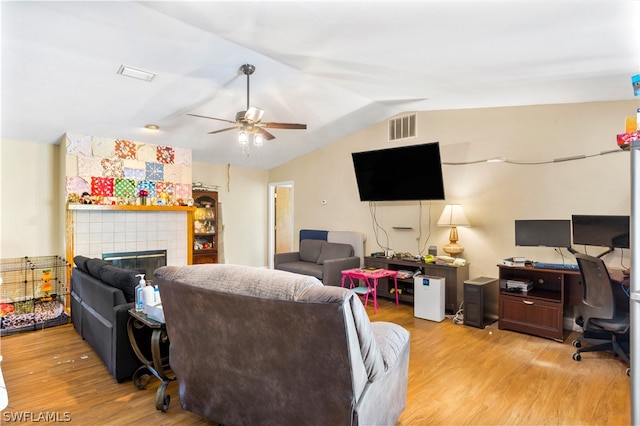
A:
191 162 269 267
269 100 639 278
1 140 62 257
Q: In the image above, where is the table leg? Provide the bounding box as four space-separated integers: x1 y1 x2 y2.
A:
127 316 175 411
364 277 371 308
393 275 399 306
372 277 378 314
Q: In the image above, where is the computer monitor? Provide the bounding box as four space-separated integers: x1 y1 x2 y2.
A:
515 220 572 247
571 215 630 249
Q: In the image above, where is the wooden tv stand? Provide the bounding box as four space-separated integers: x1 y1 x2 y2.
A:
363 256 469 313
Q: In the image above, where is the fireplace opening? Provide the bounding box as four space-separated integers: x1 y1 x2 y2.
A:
102 250 167 283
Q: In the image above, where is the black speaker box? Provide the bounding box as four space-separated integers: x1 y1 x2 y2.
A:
463 277 498 329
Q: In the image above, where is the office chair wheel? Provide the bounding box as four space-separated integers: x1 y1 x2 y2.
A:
572 339 581 348
572 353 581 361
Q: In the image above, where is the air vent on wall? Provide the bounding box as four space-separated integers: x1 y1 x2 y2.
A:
388 113 416 141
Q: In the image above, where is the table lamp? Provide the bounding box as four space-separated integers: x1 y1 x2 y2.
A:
437 204 470 257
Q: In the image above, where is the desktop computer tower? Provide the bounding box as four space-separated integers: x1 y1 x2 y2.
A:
463 276 498 329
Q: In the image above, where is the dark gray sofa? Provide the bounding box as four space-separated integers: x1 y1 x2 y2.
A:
70 256 150 382
156 264 410 425
274 239 360 286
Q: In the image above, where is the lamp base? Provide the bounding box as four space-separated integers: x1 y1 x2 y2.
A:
442 242 464 258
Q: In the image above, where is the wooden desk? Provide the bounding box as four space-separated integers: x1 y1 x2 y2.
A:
364 257 469 312
498 265 582 342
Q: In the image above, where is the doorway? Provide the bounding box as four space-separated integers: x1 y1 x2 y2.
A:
268 181 294 269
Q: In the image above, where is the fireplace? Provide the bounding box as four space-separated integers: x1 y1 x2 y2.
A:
67 208 190 269
102 250 167 283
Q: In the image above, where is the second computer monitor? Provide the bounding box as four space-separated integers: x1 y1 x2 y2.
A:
515 219 572 248
571 215 630 249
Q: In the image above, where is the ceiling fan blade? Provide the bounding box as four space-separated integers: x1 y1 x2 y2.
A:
244 106 264 123
207 126 238 135
256 127 276 141
187 113 237 125
263 122 307 130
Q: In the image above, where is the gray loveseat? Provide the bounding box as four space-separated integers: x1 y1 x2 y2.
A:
155 264 410 426
274 239 360 286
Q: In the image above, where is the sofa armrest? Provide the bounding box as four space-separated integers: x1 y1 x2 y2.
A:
370 322 410 371
323 256 360 287
112 302 144 382
274 251 300 268
355 321 410 426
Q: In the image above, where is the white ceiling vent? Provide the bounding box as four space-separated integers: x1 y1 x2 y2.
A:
388 113 416 141
117 65 156 82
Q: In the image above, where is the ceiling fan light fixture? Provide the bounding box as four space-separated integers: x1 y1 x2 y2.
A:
238 130 249 146
189 63 307 146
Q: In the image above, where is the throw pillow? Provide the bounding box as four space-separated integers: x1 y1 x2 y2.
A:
317 242 354 265
99 265 139 303
73 255 91 274
299 239 324 263
86 258 110 279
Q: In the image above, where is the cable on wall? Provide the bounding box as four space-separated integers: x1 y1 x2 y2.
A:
441 148 625 166
417 201 433 255
369 202 391 252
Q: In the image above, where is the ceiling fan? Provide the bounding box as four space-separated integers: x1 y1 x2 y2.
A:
188 64 307 144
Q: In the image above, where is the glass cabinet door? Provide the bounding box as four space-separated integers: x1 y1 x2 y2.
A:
192 191 218 264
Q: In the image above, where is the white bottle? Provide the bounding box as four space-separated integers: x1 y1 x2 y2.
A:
135 274 145 312
142 281 155 314
154 285 161 304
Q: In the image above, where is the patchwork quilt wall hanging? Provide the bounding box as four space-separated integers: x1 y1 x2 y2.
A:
65 132 193 204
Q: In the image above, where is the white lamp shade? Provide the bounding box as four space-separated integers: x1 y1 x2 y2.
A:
437 204 470 227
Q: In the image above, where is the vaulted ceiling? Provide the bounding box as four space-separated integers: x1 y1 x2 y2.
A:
2 1 638 169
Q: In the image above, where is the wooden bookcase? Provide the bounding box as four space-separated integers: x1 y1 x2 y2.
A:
192 190 218 264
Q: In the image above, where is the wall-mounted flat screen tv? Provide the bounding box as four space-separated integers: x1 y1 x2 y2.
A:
571 215 630 249
351 142 445 201
515 220 572 247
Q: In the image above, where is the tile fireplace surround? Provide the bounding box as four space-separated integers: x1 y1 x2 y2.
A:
66 205 195 268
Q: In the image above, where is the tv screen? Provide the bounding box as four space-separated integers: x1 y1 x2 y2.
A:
351 142 445 201
515 220 571 247
571 215 630 249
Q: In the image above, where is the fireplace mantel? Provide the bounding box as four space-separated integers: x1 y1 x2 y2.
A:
65 204 196 269
67 204 196 212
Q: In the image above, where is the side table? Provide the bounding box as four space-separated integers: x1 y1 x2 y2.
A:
127 309 174 412
341 268 399 314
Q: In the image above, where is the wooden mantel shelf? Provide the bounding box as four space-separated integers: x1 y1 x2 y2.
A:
67 204 195 212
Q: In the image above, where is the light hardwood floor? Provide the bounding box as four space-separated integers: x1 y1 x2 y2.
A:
0 299 631 425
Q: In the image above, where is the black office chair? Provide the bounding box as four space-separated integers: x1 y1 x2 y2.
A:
572 253 630 373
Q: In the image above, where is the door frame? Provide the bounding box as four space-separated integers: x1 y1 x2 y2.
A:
268 181 294 269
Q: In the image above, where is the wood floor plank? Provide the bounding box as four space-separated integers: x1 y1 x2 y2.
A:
0 299 631 425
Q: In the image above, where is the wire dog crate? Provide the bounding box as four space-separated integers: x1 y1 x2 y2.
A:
0 256 70 336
